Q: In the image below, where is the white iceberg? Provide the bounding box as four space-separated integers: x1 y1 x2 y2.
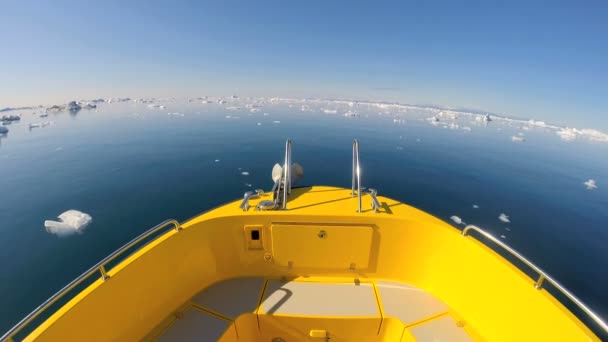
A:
498 213 510 223
44 210 92 237
557 128 577 142
584 179 597 190
450 215 464 225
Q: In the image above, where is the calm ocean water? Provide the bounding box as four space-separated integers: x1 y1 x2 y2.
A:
1 99 607 335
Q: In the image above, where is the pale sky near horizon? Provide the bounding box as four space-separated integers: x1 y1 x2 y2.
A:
1 0 607 129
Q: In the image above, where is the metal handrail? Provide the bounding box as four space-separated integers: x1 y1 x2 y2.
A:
1 219 181 342
282 139 292 209
352 140 362 212
462 225 608 334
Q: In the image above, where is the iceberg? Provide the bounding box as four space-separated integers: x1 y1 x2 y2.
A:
584 179 597 190
498 213 510 223
450 215 464 225
44 210 92 237
67 101 82 112
557 128 577 142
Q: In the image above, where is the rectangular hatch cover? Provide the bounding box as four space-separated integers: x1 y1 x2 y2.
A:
270 224 374 269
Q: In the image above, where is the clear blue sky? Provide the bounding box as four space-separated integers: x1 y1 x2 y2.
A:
1 0 606 129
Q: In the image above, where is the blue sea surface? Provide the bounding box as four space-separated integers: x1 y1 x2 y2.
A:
1 99 607 335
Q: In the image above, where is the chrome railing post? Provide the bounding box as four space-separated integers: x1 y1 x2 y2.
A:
282 139 291 209
535 275 545 290
461 224 608 334
99 265 110 280
352 141 356 197
352 140 362 212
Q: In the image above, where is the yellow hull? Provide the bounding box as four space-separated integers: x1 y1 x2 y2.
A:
7 186 601 341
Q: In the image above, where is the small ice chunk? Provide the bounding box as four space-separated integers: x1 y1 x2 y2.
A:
214 159 220 163
323 109 337 114
505 227 511 231
500 235 507 239
250 108 261 113
263 113 269 116
557 128 577 142
272 120 280 124
472 204 479 209
257 122 262 126
498 213 510 223
450 215 464 225
241 171 250 176
244 183 252 187
396 146 404 150
511 135 525 142
584 179 597 190
44 210 92 237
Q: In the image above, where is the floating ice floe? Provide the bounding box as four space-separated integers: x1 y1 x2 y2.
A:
44 210 92 237
472 204 479 209
272 120 281 124
244 183 252 187
147 104 166 109
511 135 526 143
67 101 82 112
500 235 506 239
584 179 597 190
250 108 261 113
450 215 465 225
167 112 184 117
241 171 250 176
39 113 49 117
580 129 608 143
1 114 21 123
263 113 269 116
214 159 220 163
556 128 577 142
29 122 52 129
323 109 337 114
498 213 510 223
257 122 262 126
226 106 241 110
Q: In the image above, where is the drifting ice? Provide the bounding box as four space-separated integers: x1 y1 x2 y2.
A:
44 210 92 237
584 179 597 190
498 213 510 223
